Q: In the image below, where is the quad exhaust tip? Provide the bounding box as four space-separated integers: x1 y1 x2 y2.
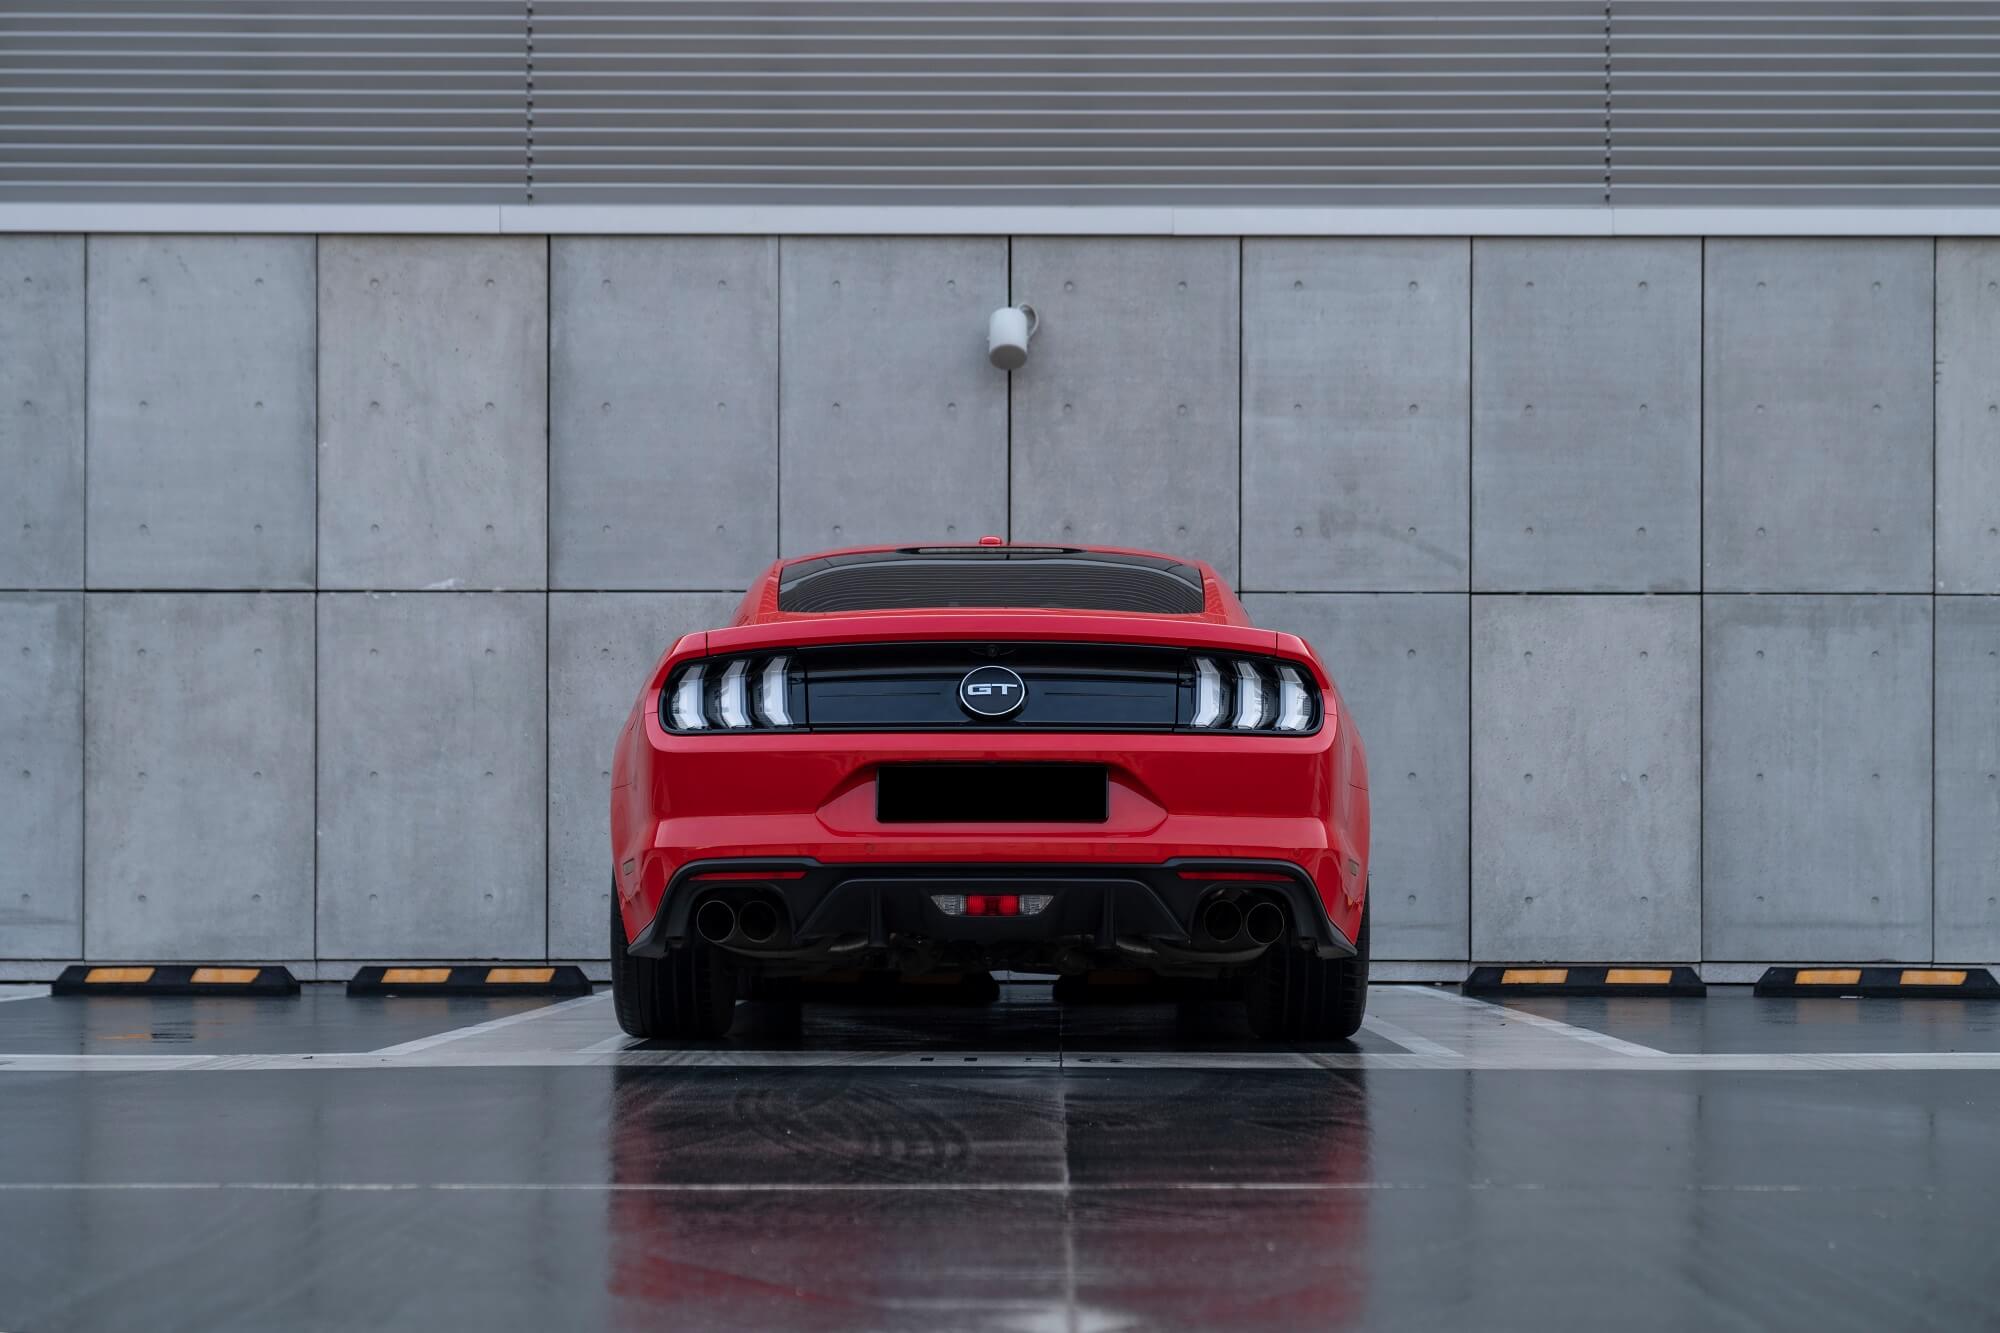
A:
1199 898 1243 946
695 894 788 948
1244 900 1285 947
737 898 781 945
1198 893 1287 950
694 899 738 945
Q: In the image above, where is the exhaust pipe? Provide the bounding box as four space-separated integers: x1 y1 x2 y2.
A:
1200 898 1244 946
737 898 781 946
1244 900 1285 947
694 899 737 945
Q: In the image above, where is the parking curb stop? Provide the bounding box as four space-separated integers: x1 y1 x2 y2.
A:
1754 966 2000 999
51 965 300 997
346 965 595 997
1462 965 1707 997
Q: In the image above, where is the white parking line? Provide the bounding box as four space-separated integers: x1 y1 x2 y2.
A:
0 986 50 1003
0 1179 1853 1195
5 1047 2000 1073
1358 1014 1462 1060
366 992 609 1057
580 1033 641 1054
1400 983 1668 1059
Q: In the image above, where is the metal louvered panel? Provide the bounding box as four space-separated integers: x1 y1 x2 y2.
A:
1610 1 2000 205
528 1 1610 205
6 2 2000 212
0 1 525 202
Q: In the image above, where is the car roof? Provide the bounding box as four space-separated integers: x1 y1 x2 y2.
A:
728 542 1250 626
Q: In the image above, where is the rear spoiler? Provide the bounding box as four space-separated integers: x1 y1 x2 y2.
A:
647 612 1328 692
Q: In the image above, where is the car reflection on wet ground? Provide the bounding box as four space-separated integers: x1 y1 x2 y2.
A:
1 981 1996 1331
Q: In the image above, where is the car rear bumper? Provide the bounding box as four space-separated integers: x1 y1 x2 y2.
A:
626 855 1358 964
611 707 1371 976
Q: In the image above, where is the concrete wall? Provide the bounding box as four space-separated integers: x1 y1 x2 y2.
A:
1 233 1993 974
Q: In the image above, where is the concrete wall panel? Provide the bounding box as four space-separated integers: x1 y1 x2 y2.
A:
1472 595 1700 961
316 592 546 959
1473 240 1700 592
1703 595 1932 961
779 238 1006 554
1935 597 2000 962
1704 240 1932 593
83 594 314 960
551 239 777 590
0 236 84 589
1012 238 1240 580
1242 239 1469 591
1242 593 1469 960
548 591 743 958
318 238 548 590
86 237 316 590
0 594 82 957
1937 241 2000 593
8 227 1997 970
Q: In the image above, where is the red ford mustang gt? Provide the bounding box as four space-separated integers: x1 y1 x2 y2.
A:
608 541 1371 1041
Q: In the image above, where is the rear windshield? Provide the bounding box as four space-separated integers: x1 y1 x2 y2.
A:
777 548 1207 614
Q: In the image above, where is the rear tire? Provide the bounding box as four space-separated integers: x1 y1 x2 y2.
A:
611 883 738 1040
1244 894 1369 1041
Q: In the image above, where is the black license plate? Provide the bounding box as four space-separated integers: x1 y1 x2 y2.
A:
876 763 1109 824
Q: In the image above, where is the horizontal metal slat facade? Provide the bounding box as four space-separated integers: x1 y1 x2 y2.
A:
1610 0 2000 205
0 1 526 202
4 2 2000 211
527 1 1609 205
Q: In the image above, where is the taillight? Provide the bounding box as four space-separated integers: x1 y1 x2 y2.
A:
931 893 1055 917
1186 656 1322 733
661 655 803 732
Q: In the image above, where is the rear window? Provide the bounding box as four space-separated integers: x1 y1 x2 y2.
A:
777 547 1207 614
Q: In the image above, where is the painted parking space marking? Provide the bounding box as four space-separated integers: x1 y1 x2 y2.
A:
579 1032 643 1054
6 1047 2000 1073
0 1178 1940 1196
365 992 609 1056
7 985 2000 1073
1358 1013 1462 1059
1396 982 1669 1058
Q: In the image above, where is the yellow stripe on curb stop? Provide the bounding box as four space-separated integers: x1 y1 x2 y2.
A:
381 967 451 985
190 967 260 985
1500 968 1568 985
1605 968 1674 985
84 967 155 984
1900 970 1967 987
1796 969 1863 986
485 967 555 984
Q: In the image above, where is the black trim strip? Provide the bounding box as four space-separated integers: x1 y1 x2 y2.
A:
629 856 1354 962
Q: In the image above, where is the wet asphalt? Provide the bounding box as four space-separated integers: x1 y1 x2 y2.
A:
0 983 1995 1332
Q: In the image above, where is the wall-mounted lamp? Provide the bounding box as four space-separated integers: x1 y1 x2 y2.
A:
987 304 1039 369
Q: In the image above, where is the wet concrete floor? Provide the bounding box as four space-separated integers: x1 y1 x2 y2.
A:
0 982 1995 1331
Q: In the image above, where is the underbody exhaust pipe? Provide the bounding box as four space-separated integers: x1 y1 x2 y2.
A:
1199 898 1244 946
694 899 737 945
1244 900 1285 947
737 898 781 946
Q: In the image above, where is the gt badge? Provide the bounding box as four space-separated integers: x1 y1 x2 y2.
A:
958 665 1027 719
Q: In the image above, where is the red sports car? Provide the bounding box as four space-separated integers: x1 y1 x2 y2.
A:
608 541 1371 1041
